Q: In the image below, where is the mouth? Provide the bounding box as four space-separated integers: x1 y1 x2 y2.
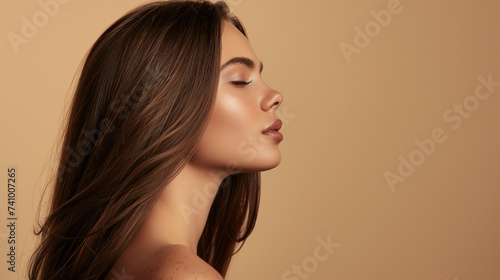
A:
262 119 283 142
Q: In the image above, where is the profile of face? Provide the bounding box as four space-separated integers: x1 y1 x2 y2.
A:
190 20 284 173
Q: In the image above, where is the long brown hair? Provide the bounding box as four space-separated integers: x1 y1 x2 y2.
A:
29 1 260 279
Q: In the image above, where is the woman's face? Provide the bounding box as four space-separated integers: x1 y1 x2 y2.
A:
190 20 283 173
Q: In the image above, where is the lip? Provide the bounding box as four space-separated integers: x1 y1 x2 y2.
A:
262 119 283 142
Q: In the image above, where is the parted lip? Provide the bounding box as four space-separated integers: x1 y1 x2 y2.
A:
262 119 282 133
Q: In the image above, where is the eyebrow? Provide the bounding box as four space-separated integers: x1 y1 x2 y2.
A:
220 57 264 74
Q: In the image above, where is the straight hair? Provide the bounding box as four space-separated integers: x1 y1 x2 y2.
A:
29 1 260 279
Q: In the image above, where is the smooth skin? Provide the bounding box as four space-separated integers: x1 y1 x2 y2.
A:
108 20 283 279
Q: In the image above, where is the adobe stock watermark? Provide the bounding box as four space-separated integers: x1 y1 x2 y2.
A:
282 235 340 280
384 74 500 192
56 118 115 179
179 105 296 223
237 105 296 162
7 0 72 54
57 65 171 179
339 0 410 64
179 160 242 224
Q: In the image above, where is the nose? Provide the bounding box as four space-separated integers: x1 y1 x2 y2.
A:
261 88 283 112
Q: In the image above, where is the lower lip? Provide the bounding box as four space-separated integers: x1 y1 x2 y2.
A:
262 131 283 142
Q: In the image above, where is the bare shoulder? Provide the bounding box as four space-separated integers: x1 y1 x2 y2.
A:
139 244 223 280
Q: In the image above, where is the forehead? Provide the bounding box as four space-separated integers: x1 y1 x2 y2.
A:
220 20 259 64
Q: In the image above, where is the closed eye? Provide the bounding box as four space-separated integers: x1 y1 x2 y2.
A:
231 80 253 87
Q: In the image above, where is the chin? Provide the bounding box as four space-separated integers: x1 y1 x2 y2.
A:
240 151 281 172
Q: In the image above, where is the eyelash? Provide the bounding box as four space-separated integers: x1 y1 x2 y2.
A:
231 80 252 87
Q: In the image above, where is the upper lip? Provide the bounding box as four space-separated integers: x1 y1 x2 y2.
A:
262 119 282 133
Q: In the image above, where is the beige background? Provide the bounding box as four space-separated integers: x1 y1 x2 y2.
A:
1 0 499 279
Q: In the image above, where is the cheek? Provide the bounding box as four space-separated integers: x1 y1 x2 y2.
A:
191 91 258 167
209 93 256 141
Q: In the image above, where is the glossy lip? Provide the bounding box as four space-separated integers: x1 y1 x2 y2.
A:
262 119 283 142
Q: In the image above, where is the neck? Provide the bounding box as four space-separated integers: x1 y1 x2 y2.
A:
139 163 229 254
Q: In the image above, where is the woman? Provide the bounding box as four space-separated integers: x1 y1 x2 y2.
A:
29 0 283 279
